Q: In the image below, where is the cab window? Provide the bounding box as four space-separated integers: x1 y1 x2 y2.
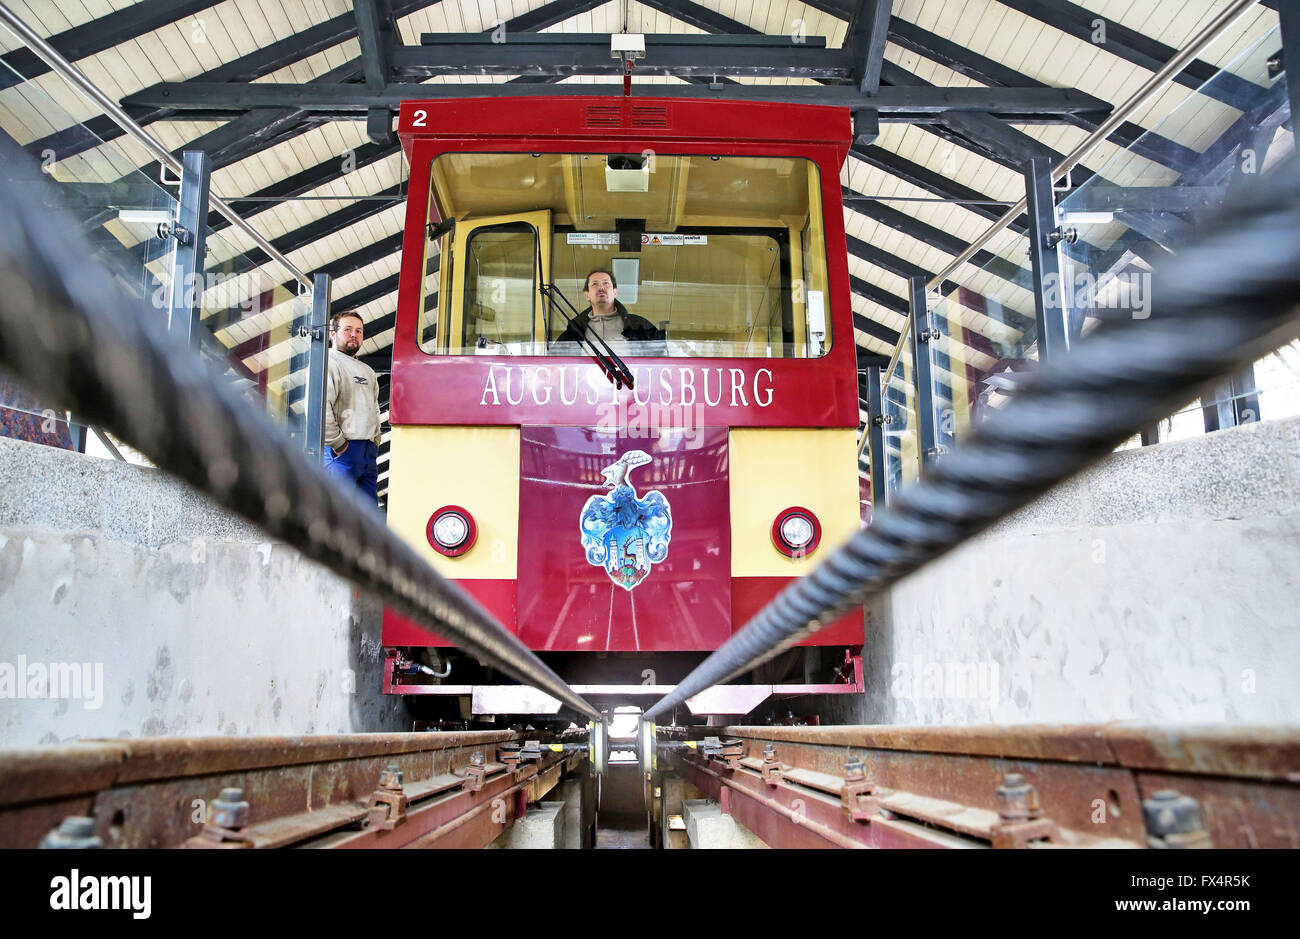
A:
421 152 831 358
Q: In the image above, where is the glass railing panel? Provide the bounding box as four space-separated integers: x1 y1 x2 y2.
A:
931 229 1036 447
1056 20 1292 442
882 333 919 498
0 55 177 461
1253 340 1300 422
0 26 321 459
196 224 315 446
0 58 179 314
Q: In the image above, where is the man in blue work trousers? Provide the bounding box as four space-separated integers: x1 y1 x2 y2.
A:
323 310 381 503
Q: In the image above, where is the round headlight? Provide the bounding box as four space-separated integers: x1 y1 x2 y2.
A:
434 513 468 546
426 506 476 557
780 514 815 549
771 507 821 558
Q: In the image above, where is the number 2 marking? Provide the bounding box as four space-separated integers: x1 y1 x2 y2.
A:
412 109 427 127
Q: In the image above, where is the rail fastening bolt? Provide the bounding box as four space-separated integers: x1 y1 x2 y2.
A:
995 772 1038 822
39 816 103 849
1142 789 1205 837
211 787 250 830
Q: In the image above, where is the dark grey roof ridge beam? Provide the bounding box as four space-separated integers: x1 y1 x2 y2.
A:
391 35 850 81
124 78 1107 112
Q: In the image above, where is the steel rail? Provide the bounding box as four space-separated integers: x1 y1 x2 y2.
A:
0 138 601 722
645 154 1300 721
0 2 314 291
925 0 1261 293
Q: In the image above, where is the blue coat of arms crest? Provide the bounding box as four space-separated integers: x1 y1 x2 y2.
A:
579 450 672 590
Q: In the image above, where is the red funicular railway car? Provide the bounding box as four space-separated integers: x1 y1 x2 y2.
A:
382 95 865 723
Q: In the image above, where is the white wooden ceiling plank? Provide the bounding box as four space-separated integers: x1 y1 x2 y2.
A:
18 0 84 33
125 29 206 86
204 0 257 59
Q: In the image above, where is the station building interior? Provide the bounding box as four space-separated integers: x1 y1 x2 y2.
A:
0 0 1297 854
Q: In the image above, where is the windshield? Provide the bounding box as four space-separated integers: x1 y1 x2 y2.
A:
418 152 832 359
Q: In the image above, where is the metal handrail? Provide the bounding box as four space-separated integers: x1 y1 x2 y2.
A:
0 3 313 291
925 0 1262 294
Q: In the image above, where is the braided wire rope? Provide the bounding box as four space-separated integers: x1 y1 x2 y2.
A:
0 139 601 722
645 155 1300 721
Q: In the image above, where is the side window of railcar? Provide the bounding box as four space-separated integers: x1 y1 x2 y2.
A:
462 222 537 354
421 152 832 358
417 231 448 354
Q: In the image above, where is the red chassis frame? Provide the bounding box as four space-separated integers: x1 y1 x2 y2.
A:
384 649 864 714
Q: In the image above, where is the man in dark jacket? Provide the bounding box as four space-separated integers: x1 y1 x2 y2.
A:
554 268 664 353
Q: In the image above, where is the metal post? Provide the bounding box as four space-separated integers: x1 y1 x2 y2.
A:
1203 367 1262 433
1282 1 1300 135
1024 157 1068 362
909 276 940 466
167 150 211 350
590 718 606 776
1060 241 1090 344
66 413 86 453
304 273 331 458
865 365 887 511
1232 367 1261 424
930 304 959 452
1204 377 1238 433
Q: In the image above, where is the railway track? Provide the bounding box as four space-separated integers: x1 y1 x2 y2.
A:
1 729 590 849
5 721 1297 850
659 722 1300 849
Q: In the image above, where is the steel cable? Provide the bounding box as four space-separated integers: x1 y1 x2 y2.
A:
645 155 1300 721
0 139 601 722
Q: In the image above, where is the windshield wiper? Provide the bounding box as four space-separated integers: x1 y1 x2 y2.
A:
541 284 635 390
534 236 634 390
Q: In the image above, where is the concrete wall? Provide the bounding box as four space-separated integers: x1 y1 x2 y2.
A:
6 408 1296 742
0 436 408 746
827 415 1300 727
